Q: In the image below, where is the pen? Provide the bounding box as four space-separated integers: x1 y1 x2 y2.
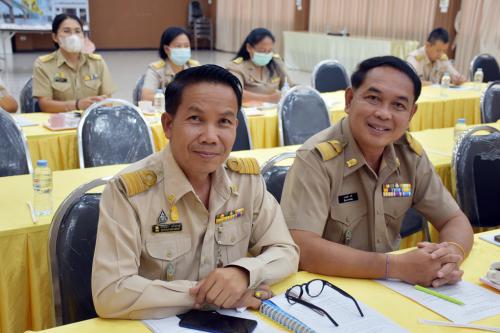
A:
414 285 465 305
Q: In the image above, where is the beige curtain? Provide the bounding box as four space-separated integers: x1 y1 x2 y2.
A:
309 0 436 44
455 0 500 76
216 0 296 54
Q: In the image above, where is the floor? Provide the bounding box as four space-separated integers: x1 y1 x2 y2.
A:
0 49 312 109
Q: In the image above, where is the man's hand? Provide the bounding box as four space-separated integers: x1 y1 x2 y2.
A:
417 241 464 287
78 95 106 110
189 267 249 309
451 73 466 85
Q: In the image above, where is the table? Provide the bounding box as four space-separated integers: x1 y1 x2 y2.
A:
29 230 500 333
283 31 419 72
17 84 484 171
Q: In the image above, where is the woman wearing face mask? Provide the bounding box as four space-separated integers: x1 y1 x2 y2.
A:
141 27 200 101
32 13 116 113
227 28 294 104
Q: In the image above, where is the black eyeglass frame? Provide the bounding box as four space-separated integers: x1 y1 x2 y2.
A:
285 279 364 327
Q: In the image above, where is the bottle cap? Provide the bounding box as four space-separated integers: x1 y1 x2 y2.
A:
156 89 163 94
457 118 466 124
37 160 48 167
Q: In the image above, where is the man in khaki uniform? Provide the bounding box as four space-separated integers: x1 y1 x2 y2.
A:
32 48 116 112
92 64 298 319
281 56 473 288
407 28 465 85
0 79 18 113
142 58 200 95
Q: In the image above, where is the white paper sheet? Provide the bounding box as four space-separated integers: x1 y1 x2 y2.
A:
479 233 500 247
269 290 407 333
14 116 38 127
143 309 283 333
378 280 500 323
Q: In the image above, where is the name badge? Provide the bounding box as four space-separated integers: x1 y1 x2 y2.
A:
338 193 358 204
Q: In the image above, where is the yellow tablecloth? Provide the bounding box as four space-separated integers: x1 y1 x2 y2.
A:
30 230 500 333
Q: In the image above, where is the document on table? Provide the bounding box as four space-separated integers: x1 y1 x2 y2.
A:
479 233 500 246
378 280 500 323
143 309 283 333
14 116 38 127
269 291 407 332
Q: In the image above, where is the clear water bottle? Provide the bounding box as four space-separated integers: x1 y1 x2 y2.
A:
281 77 290 95
440 72 451 97
32 160 52 216
153 89 165 113
473 68 484 91
454 118 467 142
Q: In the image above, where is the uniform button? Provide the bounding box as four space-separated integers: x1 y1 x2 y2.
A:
230 235 236 243
377 238 381 243
217 240 222 245
166 250 172 258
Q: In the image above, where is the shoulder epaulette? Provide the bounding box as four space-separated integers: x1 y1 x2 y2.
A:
188 59 200 66
440 53 449 61
152 59 165 69
405 132 423 156
226 157 260 175
118 169 158 197
39 53 55 62
232 57 243 65
315 139 344 161
415 54 424 61
273 53 281 59
88 53 103 60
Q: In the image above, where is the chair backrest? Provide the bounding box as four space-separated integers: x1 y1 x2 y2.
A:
20 77 35 113
452 125 500 227
78 98 155 168
469 54 500 82
49 177 109 325
132 74 146 106
480 81 500 123
233 110 252 151
188 0 204 24
312 59 350 93
399 208 430 241
278 85 331 146
0 108 33 176
261 152 296 203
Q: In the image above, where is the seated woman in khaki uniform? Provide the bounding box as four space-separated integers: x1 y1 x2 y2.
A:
0 79 18 113
227 28 294 104
32 14 116 113
141 27 200 102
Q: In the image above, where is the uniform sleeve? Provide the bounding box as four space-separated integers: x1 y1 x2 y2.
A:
227 176 299 289
445 59 461 78
91 180 197 319
0 80 8 98
32 59 53 98
98 59 117 96
226 62 245 89
142 67 162 91
280 149 332 236
274 58 295 88
412 151 460 224
407 54 423 79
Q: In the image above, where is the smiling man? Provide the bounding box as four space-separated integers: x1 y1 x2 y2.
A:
281 56 473 287
92 64 298 319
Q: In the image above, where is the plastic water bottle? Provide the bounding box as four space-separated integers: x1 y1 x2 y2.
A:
441 72 451 97
473 68 484 91
454 118 467 142
32 160 52 216
153 89 165 113
281 77 290 95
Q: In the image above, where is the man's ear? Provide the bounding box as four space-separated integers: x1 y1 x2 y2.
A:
409 104 418 122
162 112 174 139
344 87 354 114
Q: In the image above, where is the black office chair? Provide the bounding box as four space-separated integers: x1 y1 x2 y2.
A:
19 77 41 113
132 74 146 106
77 98 155 168
452 125 500 228
233 110 253 151
261 152 296 203
311 59 350 93
469 54 500 83
188 0 204 26
49 177 109 324
399 208 430 241
480 81 500 123
278 85 330 146
0 108 33 176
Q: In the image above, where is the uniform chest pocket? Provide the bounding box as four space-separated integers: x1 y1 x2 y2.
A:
383 197 412 228
146 235 191 262
83 78 101 93
51 81 71 93
215 220 251 264
327 204 367 245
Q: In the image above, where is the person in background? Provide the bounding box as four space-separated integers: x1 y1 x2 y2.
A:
32 13 116 113
141 27 200 102
281 56 473 288
227 28 294 104
407 27 466 86
92 65 298 319
0 79 18 113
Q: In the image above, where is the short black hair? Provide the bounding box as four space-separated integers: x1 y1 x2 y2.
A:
351 56 422 102
51 13 84 49
159 27 191 60
234 27 278 77
164 64 242 115
427 27 449 44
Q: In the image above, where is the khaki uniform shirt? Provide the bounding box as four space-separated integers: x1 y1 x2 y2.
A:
143 59 200 91
407 46 460 84
281 118 459 252
32 49 116 100
226 56 294 95
92 146 299 319
0 78 9 98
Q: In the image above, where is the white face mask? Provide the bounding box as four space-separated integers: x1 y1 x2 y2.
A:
59 34 83 53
